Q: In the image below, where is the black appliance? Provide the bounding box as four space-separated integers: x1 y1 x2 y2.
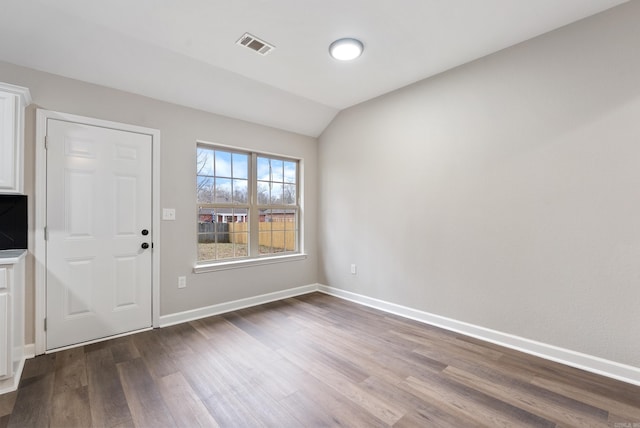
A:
0 194 27 250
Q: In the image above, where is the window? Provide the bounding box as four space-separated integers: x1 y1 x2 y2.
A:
196 144 300 264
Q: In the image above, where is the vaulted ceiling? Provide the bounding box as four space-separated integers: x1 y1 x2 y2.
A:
0 0 628 136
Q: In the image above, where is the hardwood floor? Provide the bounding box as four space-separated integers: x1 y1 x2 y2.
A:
2 292 639 427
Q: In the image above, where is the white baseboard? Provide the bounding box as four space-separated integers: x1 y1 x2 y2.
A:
0 353 28 395
24 343 35 359
159 284 318 327
317 284 640 387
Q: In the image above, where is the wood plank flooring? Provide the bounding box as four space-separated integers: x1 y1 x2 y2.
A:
3 292 640 427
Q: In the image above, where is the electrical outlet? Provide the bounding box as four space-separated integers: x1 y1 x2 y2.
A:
178 276 186 289
350 264 357 275
163 208 176 221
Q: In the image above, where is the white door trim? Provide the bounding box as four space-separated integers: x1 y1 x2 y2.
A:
34 109 161 355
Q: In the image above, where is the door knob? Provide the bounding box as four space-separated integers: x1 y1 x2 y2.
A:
141 229 149 236
141 242 150 249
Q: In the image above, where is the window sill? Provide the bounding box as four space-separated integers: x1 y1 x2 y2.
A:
193 253 307 273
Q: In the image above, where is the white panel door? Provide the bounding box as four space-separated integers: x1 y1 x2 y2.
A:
46 119 153 350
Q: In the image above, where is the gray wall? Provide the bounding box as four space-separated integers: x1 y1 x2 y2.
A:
0 61 318 344
319 2 640 367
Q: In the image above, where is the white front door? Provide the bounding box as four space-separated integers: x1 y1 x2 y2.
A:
46 118 153 350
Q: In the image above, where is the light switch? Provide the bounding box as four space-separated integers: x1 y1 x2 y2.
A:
163 208 176 221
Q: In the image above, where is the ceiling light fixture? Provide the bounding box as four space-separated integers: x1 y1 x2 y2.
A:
329 38 364 61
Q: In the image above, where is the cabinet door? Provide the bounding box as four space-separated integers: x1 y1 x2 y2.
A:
0 293 9 379
0 268 7 290
0 92 18 192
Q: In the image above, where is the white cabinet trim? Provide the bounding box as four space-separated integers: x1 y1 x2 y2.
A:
0 82 31 194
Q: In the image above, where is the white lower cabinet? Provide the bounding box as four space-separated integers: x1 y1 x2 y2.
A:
0 250 26 394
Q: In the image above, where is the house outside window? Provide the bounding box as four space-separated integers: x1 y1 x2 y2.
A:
196 143 300 263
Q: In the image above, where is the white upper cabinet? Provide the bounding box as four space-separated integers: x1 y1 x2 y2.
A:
0 83 31 194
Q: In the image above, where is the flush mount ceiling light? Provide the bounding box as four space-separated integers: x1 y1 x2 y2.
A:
329 38 364 61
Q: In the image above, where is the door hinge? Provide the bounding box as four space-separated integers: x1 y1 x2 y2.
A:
151 242 154 249
44 226 48 241
44 136 48 150
44 318 47 331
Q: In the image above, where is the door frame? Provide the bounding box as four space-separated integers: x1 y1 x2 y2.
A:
34 109 161 355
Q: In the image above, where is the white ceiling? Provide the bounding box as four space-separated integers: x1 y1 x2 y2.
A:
0 0 628 136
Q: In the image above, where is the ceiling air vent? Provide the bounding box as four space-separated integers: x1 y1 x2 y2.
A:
236 33 275 56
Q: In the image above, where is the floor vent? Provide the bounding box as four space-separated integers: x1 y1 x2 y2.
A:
236 33 275 56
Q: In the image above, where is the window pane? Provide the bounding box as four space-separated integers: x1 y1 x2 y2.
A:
233 179 248 203
284 216 293 231
257 157 270 181
284 231 296 251
270 221 284 232
215 150 232 177
272 231 285 250
229 217 248 258
284 183 296 205
271 159 284 182
283 210 297 230
259 209 272 225
232 153 248 179
231 208 248 224
197 176 214 203
270 183 283 204
198 207 213 223
284 161 296 183
198 242 215 261
197 147 214 176
257 181 270 204
233 242 248 257
197 216 216 261
215 178 232 203
258 232 273 254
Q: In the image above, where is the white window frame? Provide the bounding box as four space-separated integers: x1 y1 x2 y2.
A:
194 141 306 273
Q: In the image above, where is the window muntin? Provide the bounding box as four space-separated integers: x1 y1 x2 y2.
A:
197 144 299 263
